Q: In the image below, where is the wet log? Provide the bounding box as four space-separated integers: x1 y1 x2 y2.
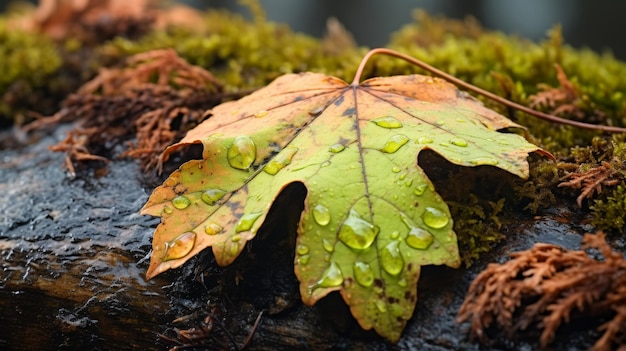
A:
0 128 605 350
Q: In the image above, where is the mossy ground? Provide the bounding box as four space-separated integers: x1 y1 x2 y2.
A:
2 3 625 261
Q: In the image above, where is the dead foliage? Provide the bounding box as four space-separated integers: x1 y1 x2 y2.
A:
26 49 223 176
12 0 204 44
457 232 626 351
558 158 623 207
529 64 606 124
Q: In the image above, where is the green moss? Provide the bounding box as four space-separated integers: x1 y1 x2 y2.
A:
591 184 626 232
101 9 365 91
449 196 505 267
378 10 626 153
0 20 62 119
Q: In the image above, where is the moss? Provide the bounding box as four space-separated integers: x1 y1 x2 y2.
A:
449 196 505 267
101 9 365 91
378 10 626 153
0 20 62 121
591 184 626 232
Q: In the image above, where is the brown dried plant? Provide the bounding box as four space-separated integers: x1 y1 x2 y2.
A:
457 232 626 351
26 49 223 176
529 64 606 123
558 158 623 207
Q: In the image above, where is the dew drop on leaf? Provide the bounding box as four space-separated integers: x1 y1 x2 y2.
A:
298 254 310 265
392 166 401 173
416 136 434 144
264 147 298 175
353 261 374 287
470 157 499 165
406 227 434 250
227 136 256 170
204 222 223 235
297 244 310 255
329 143 345 153
312 204 331 226
390 230 400 239
229 242 239 256
172 195 191 210
163 206 173 214
235 212 263 232
231 234 242 242
421 207 449 229
380 135 410 153
398 278 408 287
413 184 427 196
316 261 344 288
163 232 196 261
381 241 404 275
371 116 403 128
201 189 227 205
449 138 468 147
375 299 387 313
254 109 268 118
308 106 324 116
322 238 334 252
338 209 379 250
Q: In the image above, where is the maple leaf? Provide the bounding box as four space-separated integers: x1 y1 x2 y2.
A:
141 49 549 341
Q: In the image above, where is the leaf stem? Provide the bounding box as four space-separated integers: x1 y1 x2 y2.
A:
352 48 626 133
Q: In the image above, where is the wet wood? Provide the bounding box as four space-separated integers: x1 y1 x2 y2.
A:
0 129 606 350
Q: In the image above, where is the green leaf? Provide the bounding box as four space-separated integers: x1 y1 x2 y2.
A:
141 72 545 341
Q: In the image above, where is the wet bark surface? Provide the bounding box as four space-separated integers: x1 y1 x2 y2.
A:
0 126 613 351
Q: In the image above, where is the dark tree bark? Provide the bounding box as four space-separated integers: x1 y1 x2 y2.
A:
0 127 606 350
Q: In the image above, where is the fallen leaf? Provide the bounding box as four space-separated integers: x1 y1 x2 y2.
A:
141 56 547 341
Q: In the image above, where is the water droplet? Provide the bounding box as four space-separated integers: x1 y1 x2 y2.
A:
375 299 387 313
398 278 408 287
229 242 239 256
163 232 196 261
416 136 434 144
381 241 404 275
421 207 449 229
201 189 227 205
309 106 324 116
298 254 310 265
297 244 310 255
353 261 374 287
372 116 403 128
436 120 446 126
227 136 256 170
264 147 298 175
414 184 427 196
204 222 223 235
392 166 401 173
390 230 400 239
235 212 263 232
322 238 334 252
316 262 343 288
329 143 345 153
399 173 407 180
231 234 242 242
380 135 409 153
312 204 331 226
470 157 499 165
338 209 379 250
450 138 468 147
163 206 173 214
406 227 434 249
456 118 466 123
404 179 413 187
254 110 268 118
172 195 191 209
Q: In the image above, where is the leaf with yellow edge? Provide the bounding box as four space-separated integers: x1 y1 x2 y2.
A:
141 49 550 342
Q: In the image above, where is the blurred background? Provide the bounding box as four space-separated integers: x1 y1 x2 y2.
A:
1 0 625 59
